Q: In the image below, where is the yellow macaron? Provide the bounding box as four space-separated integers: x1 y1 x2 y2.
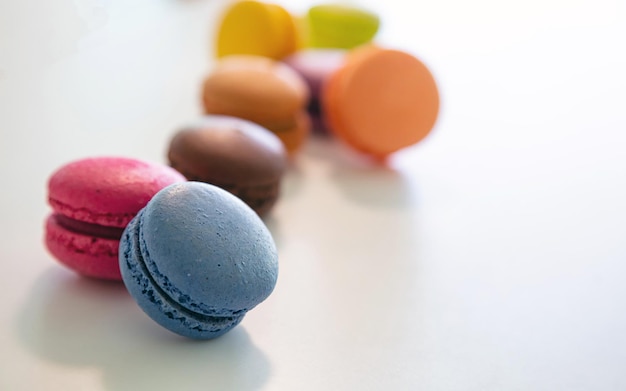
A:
215 0 298 60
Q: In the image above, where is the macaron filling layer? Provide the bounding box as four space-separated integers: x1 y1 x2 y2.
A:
48 196 136 227
52 214 126 240
122 211 243 333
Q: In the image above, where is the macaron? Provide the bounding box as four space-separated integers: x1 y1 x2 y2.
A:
215 0 298 60
45 157 185 281
119 181 279 339
201 55 311 153
283 49 346 133
305 3 380 49
167 115 288 216
322 45 440 158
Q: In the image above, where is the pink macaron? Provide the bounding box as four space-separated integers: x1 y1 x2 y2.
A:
44 156 186 280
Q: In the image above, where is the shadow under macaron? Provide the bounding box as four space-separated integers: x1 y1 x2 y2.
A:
16 267 272 391
304 134 417 209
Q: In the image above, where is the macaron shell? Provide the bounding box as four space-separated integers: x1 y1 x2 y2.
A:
215 1 297 59
45 214 121 280
48 157 186 227
322 47 439 157
140 182 278 317
202 55 309 123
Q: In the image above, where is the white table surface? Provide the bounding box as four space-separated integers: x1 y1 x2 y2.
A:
2 0 626 390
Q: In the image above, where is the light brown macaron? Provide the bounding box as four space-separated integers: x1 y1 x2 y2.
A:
167 115 288 216
201 55 311 154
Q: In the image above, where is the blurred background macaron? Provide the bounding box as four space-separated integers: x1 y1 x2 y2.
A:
201 55 311 154
215 0 298 60
167 115 288 216
321 45 440 159
282 48 346 134
303 3 380 49
44 156 185 280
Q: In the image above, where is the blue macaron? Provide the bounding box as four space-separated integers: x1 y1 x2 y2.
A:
119 181 279 339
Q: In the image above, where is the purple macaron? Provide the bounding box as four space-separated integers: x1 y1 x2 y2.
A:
283 49 346 134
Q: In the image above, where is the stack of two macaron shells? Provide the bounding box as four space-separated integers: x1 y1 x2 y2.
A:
45 157 186 281
167 115 289 217
200 56 311 155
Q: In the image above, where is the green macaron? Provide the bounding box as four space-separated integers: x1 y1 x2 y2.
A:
305 3 380 49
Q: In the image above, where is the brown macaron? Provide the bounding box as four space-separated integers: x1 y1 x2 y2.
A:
201 55 311 154
167 115 288 216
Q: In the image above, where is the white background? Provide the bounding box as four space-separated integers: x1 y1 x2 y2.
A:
1 0 626 390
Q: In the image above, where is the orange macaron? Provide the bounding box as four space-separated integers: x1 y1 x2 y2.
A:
202 55 311 153
322 46 440 158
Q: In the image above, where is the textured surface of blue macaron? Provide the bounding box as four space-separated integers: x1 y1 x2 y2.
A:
119 181 279 339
